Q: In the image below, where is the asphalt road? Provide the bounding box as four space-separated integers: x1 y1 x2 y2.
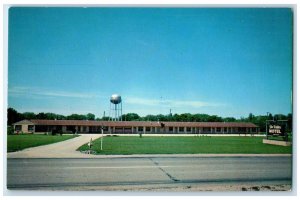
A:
7 156 292 191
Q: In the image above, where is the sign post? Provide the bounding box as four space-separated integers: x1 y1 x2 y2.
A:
87 138 93 154
101 126 104 151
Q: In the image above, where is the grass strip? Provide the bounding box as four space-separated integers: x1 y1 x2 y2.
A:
77 136 292 155
8 134 78 152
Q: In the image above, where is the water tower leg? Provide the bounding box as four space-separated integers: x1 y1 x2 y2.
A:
121 102 123 121
115 104 117 121
109 103 111 121
117 104 119 121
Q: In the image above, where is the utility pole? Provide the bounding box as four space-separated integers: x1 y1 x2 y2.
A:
266 112 270 139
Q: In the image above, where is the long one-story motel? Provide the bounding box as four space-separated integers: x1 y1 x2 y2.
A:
13 119 259 134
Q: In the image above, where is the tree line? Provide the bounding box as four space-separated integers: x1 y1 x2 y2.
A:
7 108 292 132
7 108 96 125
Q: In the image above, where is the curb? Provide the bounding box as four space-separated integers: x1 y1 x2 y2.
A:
7 153 292 159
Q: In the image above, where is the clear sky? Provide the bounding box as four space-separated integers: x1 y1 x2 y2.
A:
8 7 293 118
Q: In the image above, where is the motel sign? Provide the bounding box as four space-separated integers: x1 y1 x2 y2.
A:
267 120 288 141
268 125 283 135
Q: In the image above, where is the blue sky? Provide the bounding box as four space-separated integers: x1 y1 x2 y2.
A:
8 7 293 118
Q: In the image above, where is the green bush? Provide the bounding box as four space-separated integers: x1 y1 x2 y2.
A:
51 129 63 136
51 130 57 135
7 126 14 135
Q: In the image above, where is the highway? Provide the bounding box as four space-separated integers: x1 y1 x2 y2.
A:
7 156 292 191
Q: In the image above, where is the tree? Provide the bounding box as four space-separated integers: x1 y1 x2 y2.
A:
208 115 223 122
36 112 47 119
7 108 23 125
101 116 110 121
251 115 268 132
56 114 66 120
122 113 140 121
23 112 36 120
193 114 210 122
267 113 273 120
172 114 180 121
45 113 58 120
67 114 87 120
179 113 192 122
223 117 236 122
86 113 95 120
287 113 292 133
143 115 158 121
7 126 14 135
157 114 166 121
248 113 254 121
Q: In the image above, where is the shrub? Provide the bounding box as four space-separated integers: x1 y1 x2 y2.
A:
7 126 14 135
51 129 57 135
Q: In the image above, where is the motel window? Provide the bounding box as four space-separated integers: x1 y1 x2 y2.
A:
124 127 132 133
146 127 151 132
169 127 173 131
15 125 21 131
83 126 86 132
203 127 211 132
186 127 191 132
238 127 246 132
179 127 184 132
35 125 48 132
216 127 221 132
90 126 96 132
138 127 143 131
224 127 227 132
28 125 34 132
67 126 75 131
252 128 257 132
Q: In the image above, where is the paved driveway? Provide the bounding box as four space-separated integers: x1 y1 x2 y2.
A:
7 134 102 158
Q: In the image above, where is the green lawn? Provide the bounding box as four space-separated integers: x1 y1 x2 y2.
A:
7 134 78 152
77 136 292 155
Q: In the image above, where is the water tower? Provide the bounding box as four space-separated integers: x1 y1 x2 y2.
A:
109 94 122 121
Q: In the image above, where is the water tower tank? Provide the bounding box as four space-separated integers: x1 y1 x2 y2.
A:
110 94 122 104
109 94 122 121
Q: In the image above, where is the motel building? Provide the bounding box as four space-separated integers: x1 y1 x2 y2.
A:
13 119 259 134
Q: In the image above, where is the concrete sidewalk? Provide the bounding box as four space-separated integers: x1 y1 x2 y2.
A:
7 134 102 158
